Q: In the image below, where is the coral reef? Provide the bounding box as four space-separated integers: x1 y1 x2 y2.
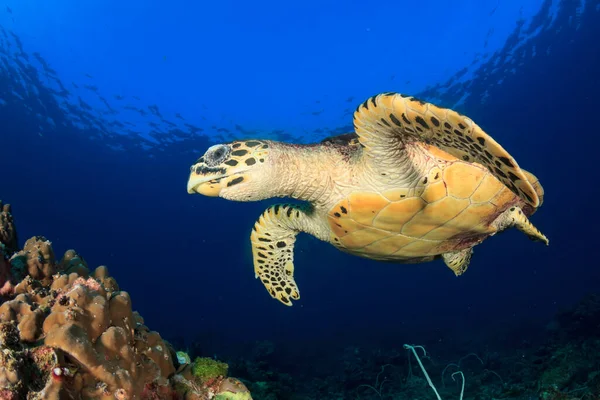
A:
0 201 252 400
0 201 17 297
0 201 18 253
221 296 600 400
191 358 229 382
533 293 600 400
228 341 293 400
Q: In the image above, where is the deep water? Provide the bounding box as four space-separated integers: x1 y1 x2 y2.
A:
1 0 600 399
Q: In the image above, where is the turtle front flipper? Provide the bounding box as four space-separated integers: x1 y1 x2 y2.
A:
251 203 324 306
353 92 539 207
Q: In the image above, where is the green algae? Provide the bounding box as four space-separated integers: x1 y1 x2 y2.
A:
191 357 229 383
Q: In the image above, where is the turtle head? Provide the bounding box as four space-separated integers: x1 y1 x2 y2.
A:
187 139 273 201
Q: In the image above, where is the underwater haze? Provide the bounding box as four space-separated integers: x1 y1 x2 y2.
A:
1 0 600 399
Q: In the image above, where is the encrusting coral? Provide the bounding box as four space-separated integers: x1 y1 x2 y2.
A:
0 201 252 400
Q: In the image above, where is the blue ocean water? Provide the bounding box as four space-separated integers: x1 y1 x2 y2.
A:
1 0 599 398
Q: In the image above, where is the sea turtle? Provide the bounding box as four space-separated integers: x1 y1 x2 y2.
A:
187 92 548 306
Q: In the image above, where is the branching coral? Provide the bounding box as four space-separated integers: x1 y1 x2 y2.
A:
0 202 253 400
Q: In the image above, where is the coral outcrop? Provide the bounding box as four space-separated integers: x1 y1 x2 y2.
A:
0 201 17 297
0 201 252 400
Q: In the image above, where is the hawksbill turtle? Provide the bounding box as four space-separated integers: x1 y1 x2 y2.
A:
187 92 548 306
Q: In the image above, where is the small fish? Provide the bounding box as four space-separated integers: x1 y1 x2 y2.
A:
6 6 12 14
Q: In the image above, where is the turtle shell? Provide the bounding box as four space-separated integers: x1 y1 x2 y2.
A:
326 145 521 261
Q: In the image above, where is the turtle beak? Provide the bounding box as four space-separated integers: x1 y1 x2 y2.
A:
187 169 227 197
187 176 203 194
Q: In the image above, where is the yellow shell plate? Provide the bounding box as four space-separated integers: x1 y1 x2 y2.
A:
327 161 517 260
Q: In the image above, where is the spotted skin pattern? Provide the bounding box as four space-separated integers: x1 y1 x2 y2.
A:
442 248 473 276
250 203 310 305
354 92 540 207
189 140 270 194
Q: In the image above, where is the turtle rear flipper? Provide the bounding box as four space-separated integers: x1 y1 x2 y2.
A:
353 92 539 207
442 248 473 276
493 206 549 245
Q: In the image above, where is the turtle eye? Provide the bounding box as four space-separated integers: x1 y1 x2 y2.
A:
206 145 231 166
213 147 226 159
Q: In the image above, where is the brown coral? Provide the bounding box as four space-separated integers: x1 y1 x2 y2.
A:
0 202 253 400
0 202 17 297
0 262 179 399
59 249 91 277
0 294 45 342
0 201 18 254
10 236 57 285
0 245 14 297
0 206 249 400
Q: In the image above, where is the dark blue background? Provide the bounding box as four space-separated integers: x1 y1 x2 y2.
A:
1 0 599 370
